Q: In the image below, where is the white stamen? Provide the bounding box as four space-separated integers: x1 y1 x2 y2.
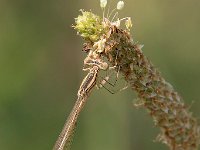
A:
117 1 124 10
100 0 107 8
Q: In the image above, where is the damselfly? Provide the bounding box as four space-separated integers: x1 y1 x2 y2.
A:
53 57 109 150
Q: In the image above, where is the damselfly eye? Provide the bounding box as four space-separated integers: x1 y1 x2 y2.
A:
82 43 92 53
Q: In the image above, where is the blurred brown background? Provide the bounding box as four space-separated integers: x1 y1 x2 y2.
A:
0 0 200 150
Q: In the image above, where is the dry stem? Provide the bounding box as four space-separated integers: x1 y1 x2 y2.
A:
73 8 200 150
94 25 200 150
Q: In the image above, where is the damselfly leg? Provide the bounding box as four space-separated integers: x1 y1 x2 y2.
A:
83 47 128 94
97 66 128 94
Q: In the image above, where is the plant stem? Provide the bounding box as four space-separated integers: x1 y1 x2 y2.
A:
74 8 200 150
95 25 200 150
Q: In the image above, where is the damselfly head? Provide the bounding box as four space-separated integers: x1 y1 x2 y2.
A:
82 42 93 53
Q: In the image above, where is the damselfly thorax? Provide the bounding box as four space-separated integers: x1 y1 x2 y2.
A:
82 53 127 94
78 66 99 97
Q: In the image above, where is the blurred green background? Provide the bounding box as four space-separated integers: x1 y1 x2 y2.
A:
1 0 200 150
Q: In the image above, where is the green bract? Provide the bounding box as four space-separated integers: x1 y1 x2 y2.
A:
74 10 105 42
